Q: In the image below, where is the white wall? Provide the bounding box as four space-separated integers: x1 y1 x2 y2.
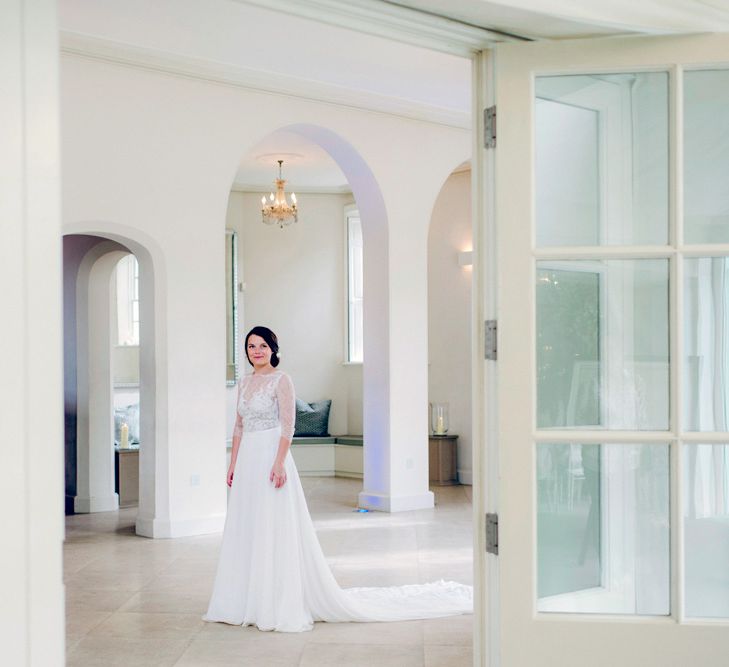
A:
428 169 473 483
225 190 360 437
61 38 469 529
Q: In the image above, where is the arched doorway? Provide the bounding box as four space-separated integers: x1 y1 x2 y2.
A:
224 124 409 511
63 227 163 537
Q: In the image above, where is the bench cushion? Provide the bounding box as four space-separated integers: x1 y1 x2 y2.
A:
291 436 336 445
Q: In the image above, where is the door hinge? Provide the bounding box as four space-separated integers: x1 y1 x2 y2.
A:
484 105 496 149
486 513 499 555
485 320 497 360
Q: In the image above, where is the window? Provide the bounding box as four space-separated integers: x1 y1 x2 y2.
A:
346 207 363 363
116 254 139 346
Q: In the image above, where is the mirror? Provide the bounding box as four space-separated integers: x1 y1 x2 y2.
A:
226 229 239 385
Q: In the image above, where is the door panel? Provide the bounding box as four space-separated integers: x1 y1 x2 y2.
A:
494 34 729 666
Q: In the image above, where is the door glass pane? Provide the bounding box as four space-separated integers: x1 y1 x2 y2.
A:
684 443 729 618
684 257 729 430
537 260 669 430
538 443 670 615
536 72 668 246
685 70 729 244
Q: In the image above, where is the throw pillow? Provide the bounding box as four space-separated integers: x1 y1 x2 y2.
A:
294 399 332 437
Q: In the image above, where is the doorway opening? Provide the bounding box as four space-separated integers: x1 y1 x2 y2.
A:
63 231 160 538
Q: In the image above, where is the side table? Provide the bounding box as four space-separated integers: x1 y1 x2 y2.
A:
429 434 458 486
114 446 140 508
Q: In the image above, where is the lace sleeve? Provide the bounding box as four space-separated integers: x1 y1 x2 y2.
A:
276 372 296 443
232 378 244 441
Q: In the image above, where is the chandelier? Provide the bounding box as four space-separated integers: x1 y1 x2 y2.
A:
261 160 298 228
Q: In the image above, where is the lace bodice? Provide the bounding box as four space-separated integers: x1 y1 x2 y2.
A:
232 370 295 442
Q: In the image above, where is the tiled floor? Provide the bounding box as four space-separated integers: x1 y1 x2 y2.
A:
64 478 473 666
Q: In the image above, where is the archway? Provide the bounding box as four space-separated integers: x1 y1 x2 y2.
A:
224 124 397 510
63 225 164 537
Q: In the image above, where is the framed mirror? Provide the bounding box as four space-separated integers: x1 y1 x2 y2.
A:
225 229 239 385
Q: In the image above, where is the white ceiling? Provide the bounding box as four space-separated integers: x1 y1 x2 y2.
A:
234 131 349 193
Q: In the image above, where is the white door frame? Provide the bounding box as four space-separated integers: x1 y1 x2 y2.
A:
471 47 499 667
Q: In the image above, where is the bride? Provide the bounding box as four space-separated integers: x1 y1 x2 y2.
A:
203 325 472 632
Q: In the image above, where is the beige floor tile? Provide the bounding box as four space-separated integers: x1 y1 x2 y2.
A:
117 589 210 614
424 643 473 667
65 636 84 656
422 614 473 646
64 568 157 591
87 611 205 640
64 552 104 577
66 637 190 667
175 637 306 666
65 609 113 640
155 557 219 577
65 587 138 612
197 621 311 647
64 477 473 665
141 572 216 593
307 618 423 645
299 642 424 667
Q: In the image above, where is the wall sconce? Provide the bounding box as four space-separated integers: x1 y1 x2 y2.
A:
457 250 473 267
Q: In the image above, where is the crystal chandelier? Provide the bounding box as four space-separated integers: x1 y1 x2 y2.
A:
261 160 298 228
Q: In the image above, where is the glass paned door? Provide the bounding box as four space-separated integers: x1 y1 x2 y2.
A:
493 34 729 667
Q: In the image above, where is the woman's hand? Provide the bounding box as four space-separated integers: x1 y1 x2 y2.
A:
226 466 235 487
269 461 287 489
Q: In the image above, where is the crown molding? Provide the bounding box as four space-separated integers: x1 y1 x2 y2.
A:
60 31 471 130
231 182 353 195
232 0 526 56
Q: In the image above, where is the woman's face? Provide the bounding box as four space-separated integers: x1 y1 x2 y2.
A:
247 334 273 369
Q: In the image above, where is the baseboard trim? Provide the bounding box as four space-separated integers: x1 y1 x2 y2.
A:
457 469 473 485
135 513 226 539
74 493 119 513
298 469 363 480
357 489 434 512
332 471 363 480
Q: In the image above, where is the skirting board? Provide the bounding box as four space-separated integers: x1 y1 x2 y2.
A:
136 513 226 538
74 493 119 513
457 469 473 485
298 470 363 479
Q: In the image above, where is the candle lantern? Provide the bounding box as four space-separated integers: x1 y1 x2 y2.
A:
430 402 449 435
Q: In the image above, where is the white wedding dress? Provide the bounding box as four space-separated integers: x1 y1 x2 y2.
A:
203 369 472 632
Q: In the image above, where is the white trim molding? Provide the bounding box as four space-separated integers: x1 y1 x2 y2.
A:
233 0 525 56
74 493 120 514
136 514 226 539
60 31 471 130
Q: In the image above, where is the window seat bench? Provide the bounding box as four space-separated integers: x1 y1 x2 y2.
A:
290 435 363 478
226 435 363 478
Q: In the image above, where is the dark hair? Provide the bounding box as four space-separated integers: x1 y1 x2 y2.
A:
244 326 280 368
